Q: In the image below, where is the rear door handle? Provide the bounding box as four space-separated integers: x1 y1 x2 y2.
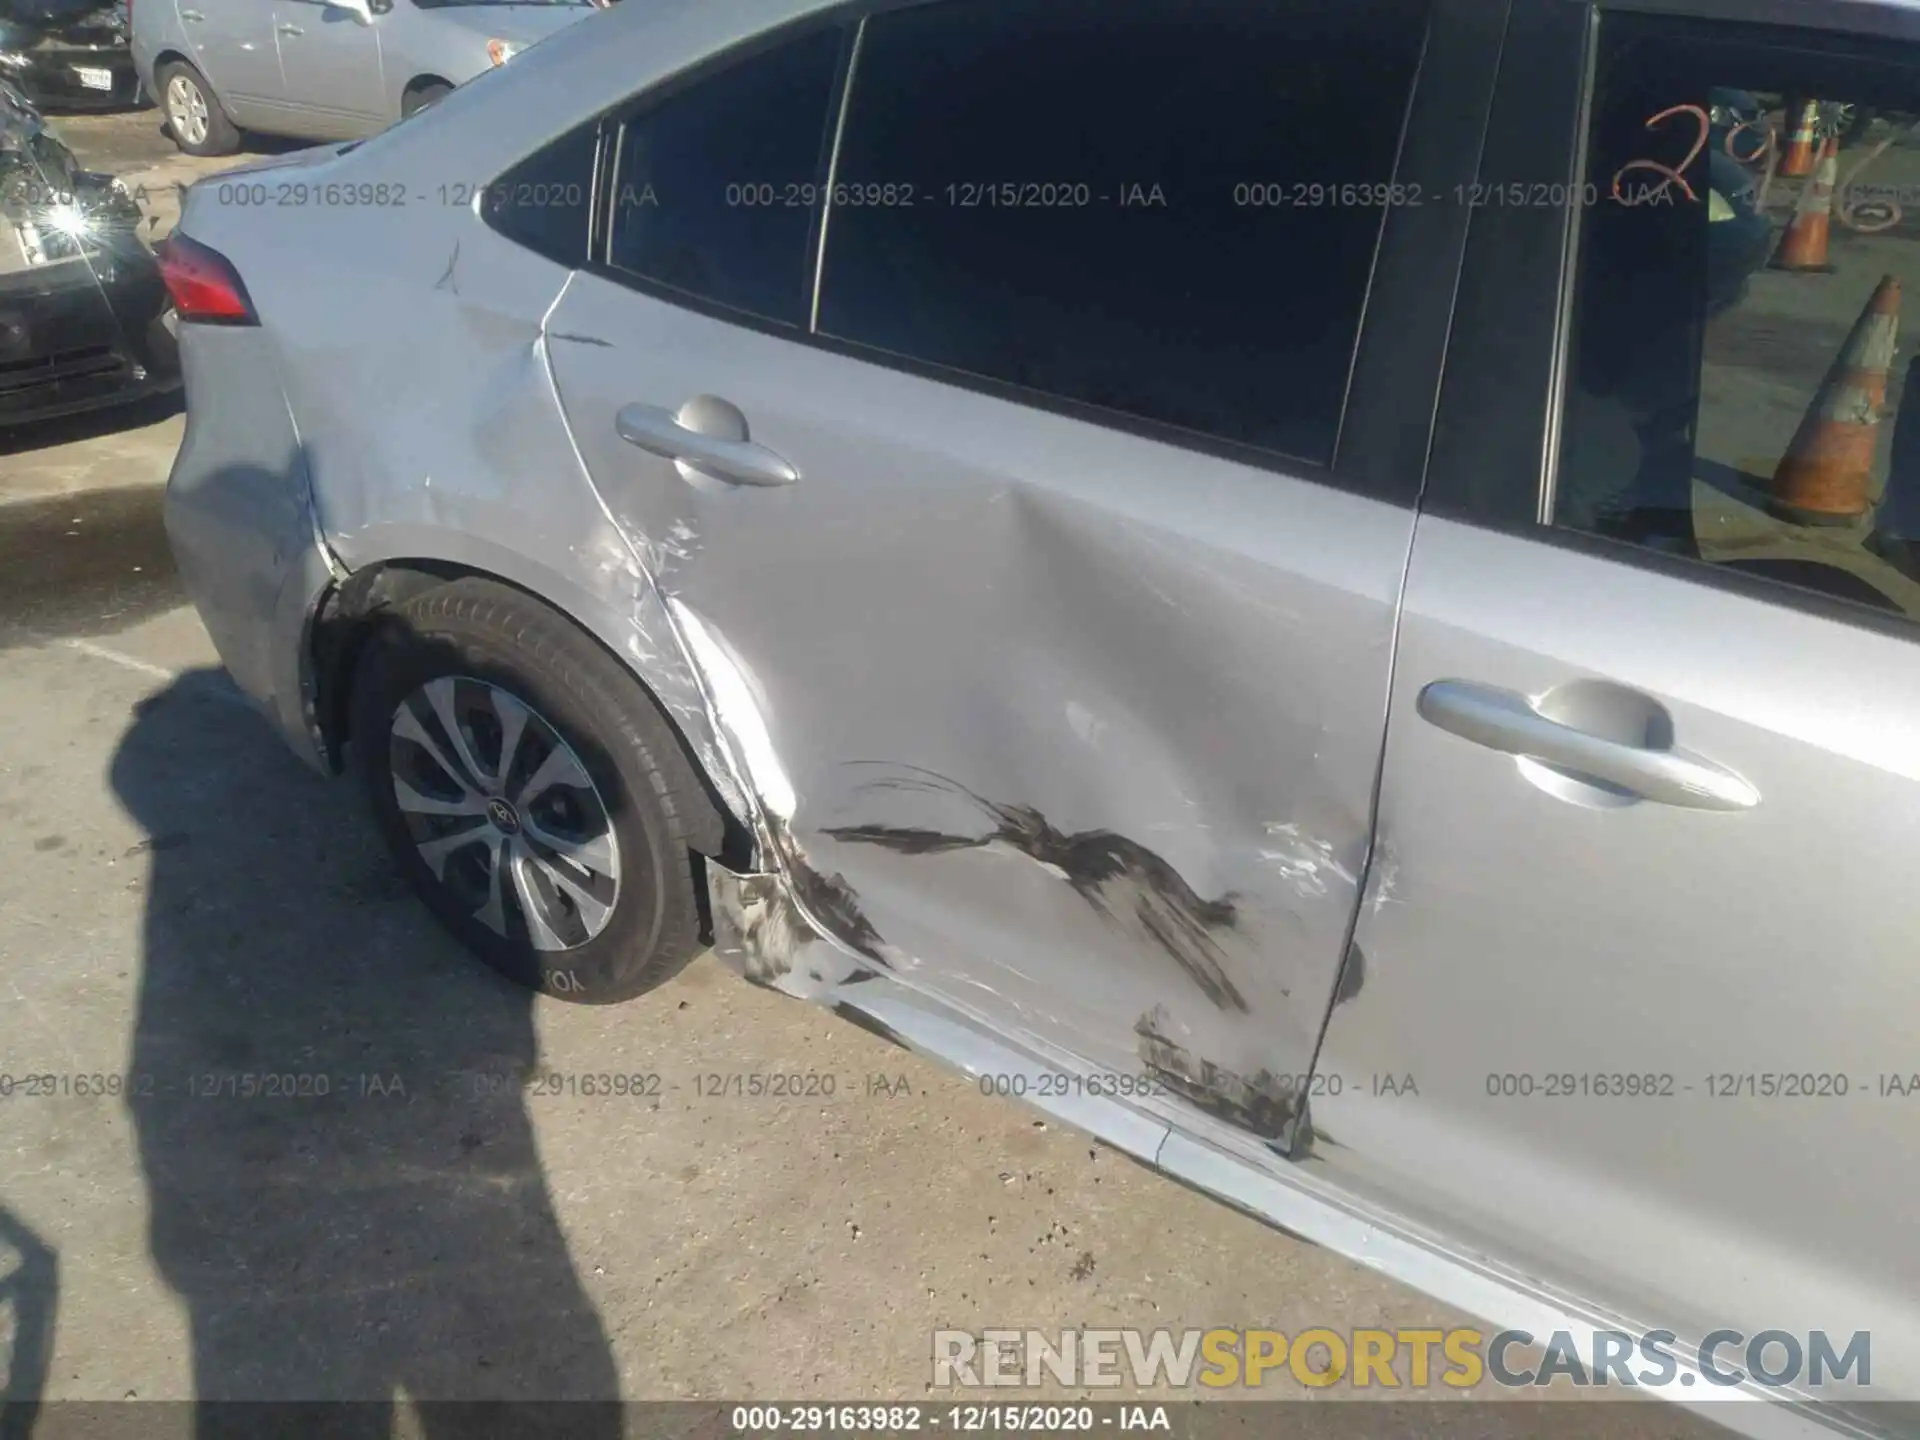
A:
1417 679 1760 811
615 399 798 487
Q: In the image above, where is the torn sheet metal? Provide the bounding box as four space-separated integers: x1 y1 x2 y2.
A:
708 868 877 998
670 596 905 975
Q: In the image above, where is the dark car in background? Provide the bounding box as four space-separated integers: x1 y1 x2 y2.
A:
0 0 138 111
0 78 176 425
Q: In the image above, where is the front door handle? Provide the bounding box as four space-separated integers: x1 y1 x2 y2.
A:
179 7 205 17
276 22 303 33
615 397 798 488
1417 679 1760 812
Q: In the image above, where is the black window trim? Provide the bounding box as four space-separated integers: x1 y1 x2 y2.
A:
795 0 1484 495
591 12 857 328
622 0 1505 506
807 12 864 332
491 0 1508 508
795 0 1439 482
1535 2 1600 527
1424 0 1920 644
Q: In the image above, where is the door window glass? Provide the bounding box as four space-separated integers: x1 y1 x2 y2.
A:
1554 14 1920 622
605 25 845 327
816 0 1431 467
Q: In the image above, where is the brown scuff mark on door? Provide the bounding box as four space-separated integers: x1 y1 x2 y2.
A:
1134 1006 1299 1143
825 764 1246 1014
1332 940 1366 1007
785 849 889 968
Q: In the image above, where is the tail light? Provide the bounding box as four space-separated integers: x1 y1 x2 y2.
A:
154 232 257 325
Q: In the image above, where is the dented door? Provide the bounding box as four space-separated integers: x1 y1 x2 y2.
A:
551 287 1390 1150
545 0 1503 1153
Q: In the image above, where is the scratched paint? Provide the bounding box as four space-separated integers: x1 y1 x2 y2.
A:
1134 1005 1299 1143
786 857 889 966
824 764 1246 1014
1258 820 1359 903
662 597 910 980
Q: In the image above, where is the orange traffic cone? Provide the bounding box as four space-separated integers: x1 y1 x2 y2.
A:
1779 100 1821 178
1769 136 1838 273
1768 275 1902 525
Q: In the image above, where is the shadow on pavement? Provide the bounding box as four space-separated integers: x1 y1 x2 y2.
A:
110 670 621 1436
0 391 182 458
0 486 177 648
0 1204 55 1440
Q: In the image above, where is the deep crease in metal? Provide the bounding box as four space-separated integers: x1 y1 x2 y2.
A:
824 764 1247 1014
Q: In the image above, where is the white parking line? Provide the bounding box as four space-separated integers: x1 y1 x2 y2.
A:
59 641 178 683
56 635 257 709
61 636 182 682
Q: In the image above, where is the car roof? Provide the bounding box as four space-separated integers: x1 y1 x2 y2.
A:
370 0 1920 185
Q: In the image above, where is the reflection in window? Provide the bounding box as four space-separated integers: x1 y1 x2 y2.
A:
605 25 844 327
816 0 1430 466
1555 16 1920 625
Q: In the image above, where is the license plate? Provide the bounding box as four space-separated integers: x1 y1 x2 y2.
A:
74 66 114 91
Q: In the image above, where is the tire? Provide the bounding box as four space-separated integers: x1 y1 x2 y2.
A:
350 578 707 1004
156 60 240 157
401 81 452 118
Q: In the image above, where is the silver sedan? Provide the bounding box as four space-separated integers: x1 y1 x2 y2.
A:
151 0 1920 1429
130 0 596 153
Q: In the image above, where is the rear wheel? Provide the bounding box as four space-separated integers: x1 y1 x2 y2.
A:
350 578 707 1004
156 60 239 156
401 81 452 118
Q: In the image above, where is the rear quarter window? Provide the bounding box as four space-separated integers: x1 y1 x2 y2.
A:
481 121 602 269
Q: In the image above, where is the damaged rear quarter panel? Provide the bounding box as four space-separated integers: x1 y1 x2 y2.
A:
176 86 750 826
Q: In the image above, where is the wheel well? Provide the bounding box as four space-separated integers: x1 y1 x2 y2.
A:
311 559 748 867
153 50 233 116
403 75 454 101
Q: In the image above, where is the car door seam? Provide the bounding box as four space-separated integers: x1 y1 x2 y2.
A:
1291 0 1521 1152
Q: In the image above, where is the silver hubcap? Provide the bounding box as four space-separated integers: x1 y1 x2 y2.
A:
166 75 209 147
388 677 621 952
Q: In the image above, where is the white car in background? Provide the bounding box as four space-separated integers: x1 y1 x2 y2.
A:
129 0 598 153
